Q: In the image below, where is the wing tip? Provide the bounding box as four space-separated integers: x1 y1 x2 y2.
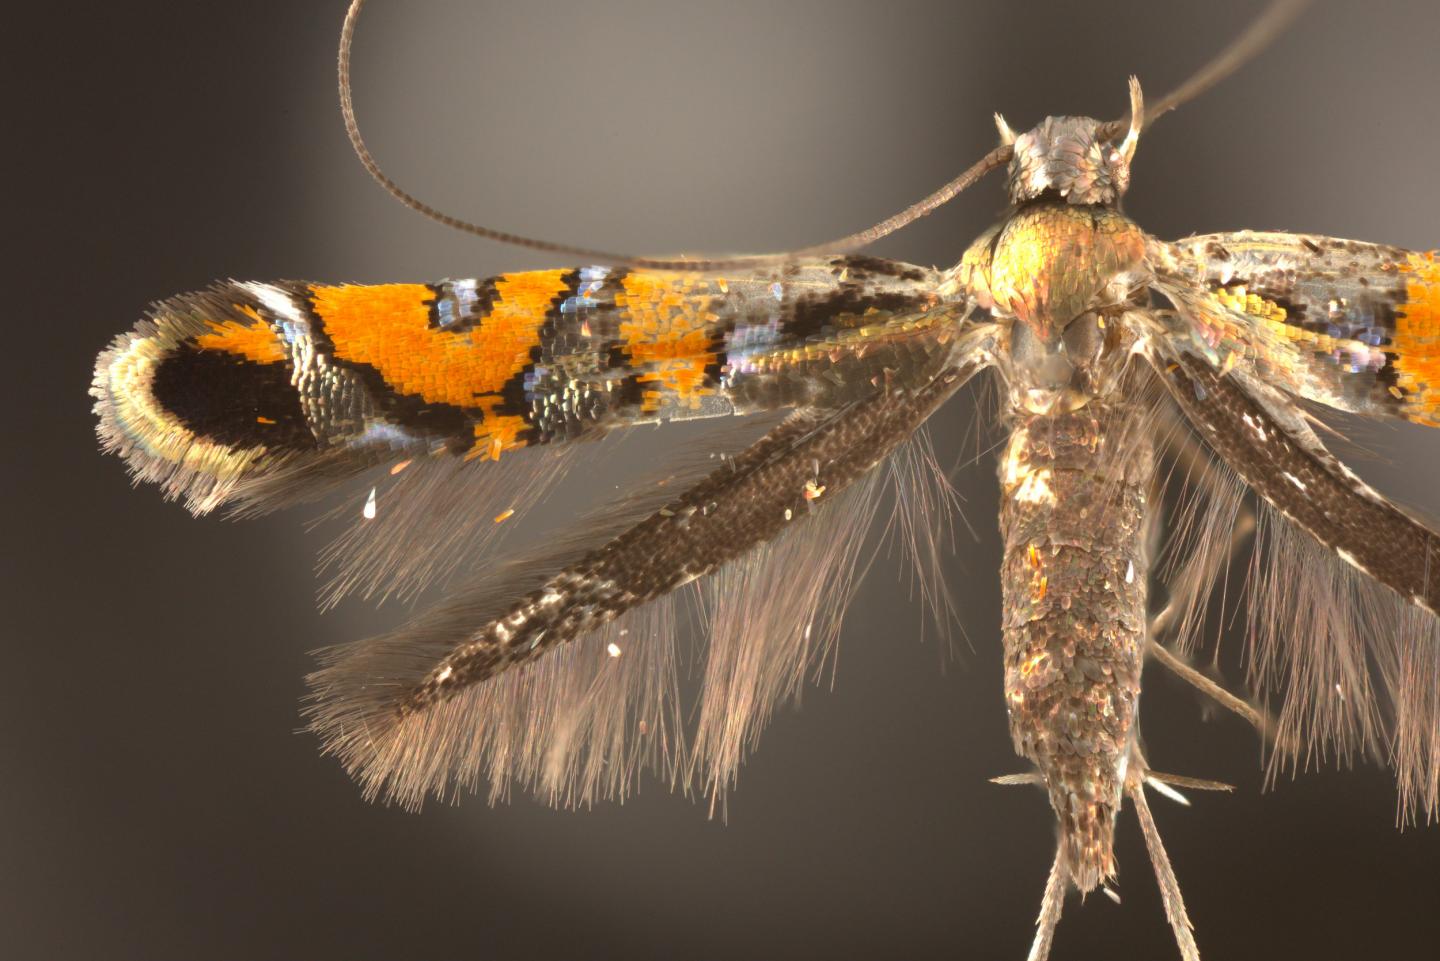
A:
91 311 267 515
92 282 397 516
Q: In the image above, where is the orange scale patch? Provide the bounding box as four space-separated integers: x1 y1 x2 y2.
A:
194 317 287 364
312 272 569 410
1393 252 1440 425
615 273 721 412
466 398 530 461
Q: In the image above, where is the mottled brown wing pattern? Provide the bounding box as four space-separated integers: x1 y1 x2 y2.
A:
308 349 992 808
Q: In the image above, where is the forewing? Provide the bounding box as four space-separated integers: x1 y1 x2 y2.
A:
93 257 970 603
92 256 965 514
1148 232 1440 426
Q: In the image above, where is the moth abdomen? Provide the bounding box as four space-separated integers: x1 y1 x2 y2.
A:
999 395 1154 891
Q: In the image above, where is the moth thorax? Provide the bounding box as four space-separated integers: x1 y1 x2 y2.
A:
1008 311 1125 415
1007 116 1132 207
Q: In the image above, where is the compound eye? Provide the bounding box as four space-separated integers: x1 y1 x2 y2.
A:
1062 311 1106 365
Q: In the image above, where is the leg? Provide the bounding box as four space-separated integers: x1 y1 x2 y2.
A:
1026 846 1068 961
1147 636 1269 734
1148 411 1282 740
1128 770 1202 961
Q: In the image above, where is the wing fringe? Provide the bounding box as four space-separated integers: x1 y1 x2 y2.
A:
306 419 968 811
1155 387 1440 821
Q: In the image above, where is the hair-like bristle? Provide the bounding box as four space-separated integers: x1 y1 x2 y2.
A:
1152 414 1251 660
884 428 968 647
1388 605 1440 821
305 423 961 811
304 482 695 809
1248 513 1440 819
1155 410 1440 821
689 474 885 807
311 443 581 610
313 585 691 809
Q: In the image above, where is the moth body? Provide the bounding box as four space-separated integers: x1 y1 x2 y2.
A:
968 115 1159 892
999 393 1153 891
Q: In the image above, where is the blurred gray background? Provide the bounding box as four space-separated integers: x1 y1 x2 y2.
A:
9 1 1440 958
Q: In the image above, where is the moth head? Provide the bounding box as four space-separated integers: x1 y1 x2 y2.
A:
1003 78 1143 207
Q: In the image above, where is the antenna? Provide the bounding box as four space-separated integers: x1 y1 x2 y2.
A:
1097 0 1310 142
340 0 1308 269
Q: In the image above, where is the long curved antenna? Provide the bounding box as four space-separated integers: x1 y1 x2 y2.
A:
341 0 1307 266
1098 0 1311 141
338 0 1010 270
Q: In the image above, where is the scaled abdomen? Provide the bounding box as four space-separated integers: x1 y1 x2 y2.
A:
999 394 1154 890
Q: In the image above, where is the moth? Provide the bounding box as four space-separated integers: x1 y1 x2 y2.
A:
90 2 1438 958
